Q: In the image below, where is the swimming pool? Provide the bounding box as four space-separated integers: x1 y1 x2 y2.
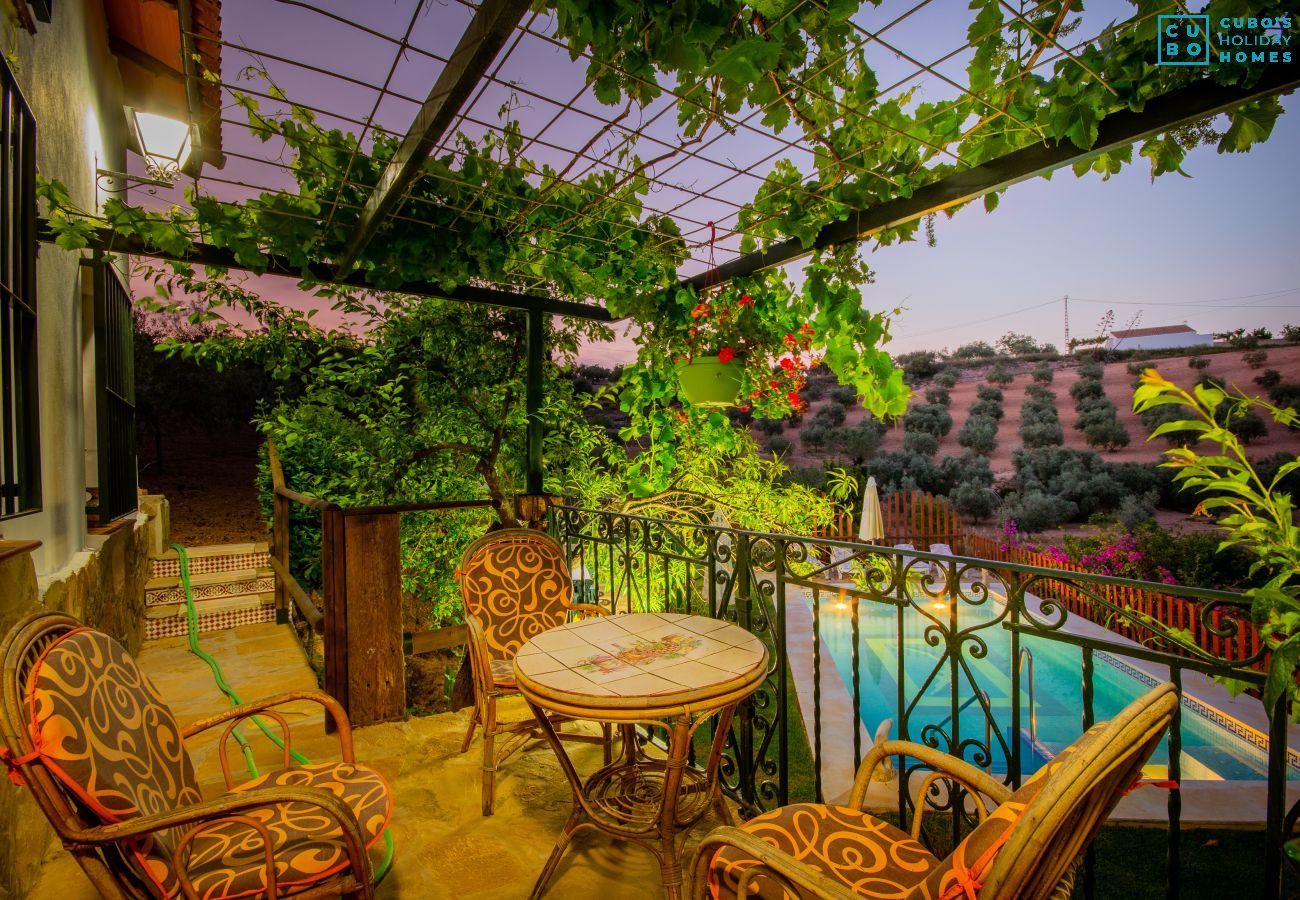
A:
806 589 1294 782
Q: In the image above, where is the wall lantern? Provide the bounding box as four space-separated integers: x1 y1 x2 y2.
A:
126 108 193 181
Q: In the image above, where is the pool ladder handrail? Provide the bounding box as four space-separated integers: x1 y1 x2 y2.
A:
1019 647 1037 748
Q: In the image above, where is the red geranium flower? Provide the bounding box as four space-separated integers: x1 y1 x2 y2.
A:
737 294 754 307
691 303 710 319
787 391 801 406
718 347 736 363
783 333 797 347
779 357 795 372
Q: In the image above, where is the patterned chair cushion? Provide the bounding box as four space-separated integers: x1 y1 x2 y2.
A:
459 530 573 660
176 762 392 899
914 725 1106 900
711 804 939 899
26 628 204 896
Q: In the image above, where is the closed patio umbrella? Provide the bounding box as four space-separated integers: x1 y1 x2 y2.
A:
858 476 884 543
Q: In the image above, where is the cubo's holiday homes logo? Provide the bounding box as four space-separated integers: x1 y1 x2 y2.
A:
1158 14 1293 66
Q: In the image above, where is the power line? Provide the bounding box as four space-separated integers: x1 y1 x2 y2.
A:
1068 287 1300 308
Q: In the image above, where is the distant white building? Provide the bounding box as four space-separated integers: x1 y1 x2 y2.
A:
1105 324 1215 351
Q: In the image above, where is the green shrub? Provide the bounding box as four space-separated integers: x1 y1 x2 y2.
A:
1011 447 1129 520
1002 491 1077 532
976 384 1003 403
786 466 827 490
801 423 829 448
1025 383 1055 402
1069 378 1105 402
925 386 951 406
986 363 1013 386
957 415 998 455
829 385 857 406
951 341 997 360
902 403 953 437
1187 356 1210 371
801 379 828 401
897 350 942 383
969 398 1004 420
1242 349 1269 369
1020 420 1064 447
1227 410 1269 444
754 417 785 435
1084 419 1131 451
767 434 792 456
902 430 939 457
1268 381 1300 411
952 481 997 522
1125 362 1148 377
1076 359 1104 380
1140 403 1199 447
1254 368 1282 390
1031 362 1055 384
827 422 882 464
812 400 847 428
933 370 959 389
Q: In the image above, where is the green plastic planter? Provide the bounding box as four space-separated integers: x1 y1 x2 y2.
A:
676 355 744 407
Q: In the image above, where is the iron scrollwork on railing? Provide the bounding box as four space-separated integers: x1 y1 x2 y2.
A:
550 504 1283 896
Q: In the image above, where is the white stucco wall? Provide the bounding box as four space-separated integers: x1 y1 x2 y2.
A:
1106 332 1216 351
0 2 129 576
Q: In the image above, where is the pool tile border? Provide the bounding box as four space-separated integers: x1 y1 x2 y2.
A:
1097 650 1300 773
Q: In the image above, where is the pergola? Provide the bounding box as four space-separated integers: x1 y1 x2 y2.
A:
71 0 1300 494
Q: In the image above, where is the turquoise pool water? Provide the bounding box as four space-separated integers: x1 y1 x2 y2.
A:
807 590 1292 782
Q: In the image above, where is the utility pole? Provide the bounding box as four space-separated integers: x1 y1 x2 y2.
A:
1063 295 1070 354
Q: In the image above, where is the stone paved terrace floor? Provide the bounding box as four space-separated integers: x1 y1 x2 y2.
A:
30 623 722 899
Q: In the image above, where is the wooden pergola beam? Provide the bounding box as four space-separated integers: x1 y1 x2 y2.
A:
42 222 613 321
332 0 532 273
680 68 1300 292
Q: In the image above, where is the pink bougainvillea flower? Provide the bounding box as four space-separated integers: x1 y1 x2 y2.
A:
718 347 736 363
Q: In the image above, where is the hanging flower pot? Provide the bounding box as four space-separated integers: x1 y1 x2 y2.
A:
676 351 745 407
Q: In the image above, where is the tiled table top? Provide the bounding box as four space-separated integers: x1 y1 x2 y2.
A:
514 612 767 706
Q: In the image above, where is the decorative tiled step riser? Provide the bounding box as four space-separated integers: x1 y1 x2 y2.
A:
146 576 275 607
145 604 277 640
150 551 270 579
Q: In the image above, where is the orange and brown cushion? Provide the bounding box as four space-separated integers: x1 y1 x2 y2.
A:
458 530 573 660
710 804 939 899
913 724 1108 900
26 627 204 895
176 762 393 899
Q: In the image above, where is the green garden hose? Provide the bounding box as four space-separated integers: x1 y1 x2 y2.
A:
173 544 394 884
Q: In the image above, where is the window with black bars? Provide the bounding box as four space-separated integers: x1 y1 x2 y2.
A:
0 56 39 520
89 259 137 524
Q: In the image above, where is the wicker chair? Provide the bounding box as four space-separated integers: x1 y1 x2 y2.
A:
693 682 1177 899
1 612 391 899
456 527 612 816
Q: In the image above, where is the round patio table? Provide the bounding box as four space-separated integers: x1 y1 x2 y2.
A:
513 611 769 900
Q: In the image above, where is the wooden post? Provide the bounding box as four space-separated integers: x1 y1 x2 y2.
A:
341 512 405 725
267 441 289 625
321 504 349 728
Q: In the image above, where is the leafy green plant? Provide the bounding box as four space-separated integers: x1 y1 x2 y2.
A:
1032 362 1055 385
1133 371 1299 712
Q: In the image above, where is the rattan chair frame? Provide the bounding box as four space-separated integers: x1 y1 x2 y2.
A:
690 683 1177 900
456 528 613 816
1 612 376 899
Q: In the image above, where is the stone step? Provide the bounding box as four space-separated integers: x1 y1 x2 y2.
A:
149 542 271 579
144 593 277 641
145 569 275 607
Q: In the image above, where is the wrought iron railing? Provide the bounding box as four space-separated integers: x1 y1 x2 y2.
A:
550 504 1290 899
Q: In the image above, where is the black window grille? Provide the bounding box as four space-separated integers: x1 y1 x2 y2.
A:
0 57 39 520
90 259 137 524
